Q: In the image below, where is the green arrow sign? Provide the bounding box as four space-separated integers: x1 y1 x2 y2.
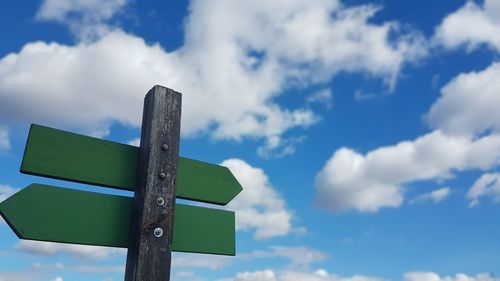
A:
0 184 235 255
21 124 242 205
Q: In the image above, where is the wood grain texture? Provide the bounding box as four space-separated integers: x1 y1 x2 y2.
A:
125 85 182 281
21 124 242 205
0 184 236 255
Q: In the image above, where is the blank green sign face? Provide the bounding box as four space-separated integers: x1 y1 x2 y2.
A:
21 124 242 205
0 184 236 256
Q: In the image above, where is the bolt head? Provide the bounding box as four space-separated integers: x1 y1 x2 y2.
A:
156 197 165 206
159 172 166 179
154 227 163 238
162 144 169 150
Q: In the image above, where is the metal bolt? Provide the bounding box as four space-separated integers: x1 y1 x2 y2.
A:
156 197 165 206
154 227 163 238
162 144 169 150
159 172 166 179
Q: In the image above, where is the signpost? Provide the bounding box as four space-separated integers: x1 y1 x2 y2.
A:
0 85 242 281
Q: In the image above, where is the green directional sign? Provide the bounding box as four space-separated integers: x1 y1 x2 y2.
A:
2 86 243 281
0 184 235 255
21 124 242 205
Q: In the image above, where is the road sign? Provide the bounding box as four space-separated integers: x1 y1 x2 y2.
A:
21 124 242 205
1 85 242 281
0 184 235 255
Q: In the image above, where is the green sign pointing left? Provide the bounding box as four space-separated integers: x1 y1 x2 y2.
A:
0 184 236 255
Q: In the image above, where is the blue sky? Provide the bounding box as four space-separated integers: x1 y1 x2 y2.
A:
1 0 500 280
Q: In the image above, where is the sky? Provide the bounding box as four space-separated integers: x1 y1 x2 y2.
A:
1 0 500 280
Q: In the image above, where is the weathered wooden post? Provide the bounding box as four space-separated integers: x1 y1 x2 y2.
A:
125 85 182 281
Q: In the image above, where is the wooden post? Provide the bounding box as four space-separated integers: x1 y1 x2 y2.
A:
125 85 182 281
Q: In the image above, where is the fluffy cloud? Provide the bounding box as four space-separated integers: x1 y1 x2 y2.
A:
317 51 500 212
0 127 10 150
434 0 500 52
245 246 328 269
31 262 64 270
409 187 451 204
306 89 334 109
222 159 293 239
16 240 125 259
315 131 500 212
466 173 500 207
426 63 500 137
221 270 500 281
36 0 126 23
171 252 231 270
71 265 124 273
36 0 127 40
1 184 19 224
404 272 500 281
0 0 426 156
218 269 385 281
0 184 18 202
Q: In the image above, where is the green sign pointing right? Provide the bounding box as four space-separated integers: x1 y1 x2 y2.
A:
21 124 242 205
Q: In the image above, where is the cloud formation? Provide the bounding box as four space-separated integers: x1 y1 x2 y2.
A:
16 240 125 259
222 159 293 239
36 0 127 40
467 172 500 207
0 0 426 156
218 269 385 281
434 0 500 52
426 62 500 137
0 127 10 150
0 184 17 202
316 30 500 212
409 187 451 204
245 246 328 269
404 272 500 281
220 270 500 281
315 131 500 212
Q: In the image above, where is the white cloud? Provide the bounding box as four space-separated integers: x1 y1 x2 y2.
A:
434 0 500 52
0 184 18 202
316 55 500 212
0 0 426 156
267 246 327 268
171 252 231 270
220 269 277 281
31 262 64 270
221 270 500 281
426 62 500 137
306 89 333 109
409 187 451 204
257 135 307 159
176 271 195 278
0 271 39 281
218 269 385 281
0 264 65 281
222 159 294 239
37 0 126 23
72 265 124 273
36 0 127 40
0 127 10 150
0 184 18 224
16 240 125 259
315 131 500 212
127 137 140 147
466 172 500 207
404 272 500 281
245 246 328 269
